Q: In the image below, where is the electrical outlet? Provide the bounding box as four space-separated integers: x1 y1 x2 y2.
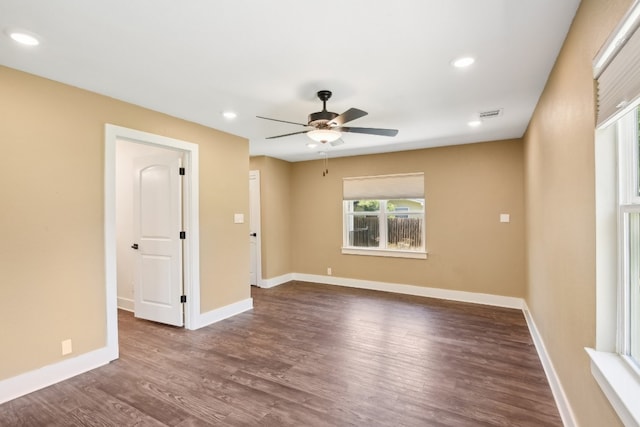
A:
327 267 332 276
61 339 73 356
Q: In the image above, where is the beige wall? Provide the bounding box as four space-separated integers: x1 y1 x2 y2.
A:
0 66 250 380
523 0 631 426
285 139 526 297
249 156 292 279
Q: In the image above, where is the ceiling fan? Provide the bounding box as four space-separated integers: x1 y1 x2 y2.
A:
257 90 399 145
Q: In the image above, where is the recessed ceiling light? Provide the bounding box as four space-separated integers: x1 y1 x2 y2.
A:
468 120 482 127
222 111 237 120
7 30 40 46
452 56 475 68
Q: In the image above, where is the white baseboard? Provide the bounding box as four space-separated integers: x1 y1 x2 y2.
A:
117 297 134 312
259 273 294 289
196 297 254 329
292 273 524 309
0 346 113 405
522 302 577 427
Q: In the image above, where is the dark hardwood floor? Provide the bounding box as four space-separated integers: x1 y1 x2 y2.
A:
0 282 562 426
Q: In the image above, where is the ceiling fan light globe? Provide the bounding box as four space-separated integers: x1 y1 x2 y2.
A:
308 129 341 143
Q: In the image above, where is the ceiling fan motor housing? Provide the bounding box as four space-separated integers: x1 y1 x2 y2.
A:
308 110 338 127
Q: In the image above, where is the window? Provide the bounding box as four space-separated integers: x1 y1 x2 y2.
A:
590 3 640 423
342 173 426 259
625 210 640 364
618 108 640 369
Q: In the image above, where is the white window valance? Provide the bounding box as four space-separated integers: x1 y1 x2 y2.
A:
595 1 640 128
343 173 424 200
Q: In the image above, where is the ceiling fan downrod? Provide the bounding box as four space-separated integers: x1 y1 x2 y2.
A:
309 90 338 126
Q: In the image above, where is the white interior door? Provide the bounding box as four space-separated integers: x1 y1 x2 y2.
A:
249 171 261 286
133 152 184 326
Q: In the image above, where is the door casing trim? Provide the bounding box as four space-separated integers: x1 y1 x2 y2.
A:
105 124 201 360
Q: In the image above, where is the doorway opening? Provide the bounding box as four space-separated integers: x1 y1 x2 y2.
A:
117 141 185 325
249 170 262 287
105 124 201 360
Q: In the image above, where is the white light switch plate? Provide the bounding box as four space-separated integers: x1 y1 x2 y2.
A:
234 213 244 224
500 213 510 223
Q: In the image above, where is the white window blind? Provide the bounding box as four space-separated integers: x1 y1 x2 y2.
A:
343 173 424 200
595 1 640 128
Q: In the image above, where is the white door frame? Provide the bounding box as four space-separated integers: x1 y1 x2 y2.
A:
104 124 201 360
249 170 263 287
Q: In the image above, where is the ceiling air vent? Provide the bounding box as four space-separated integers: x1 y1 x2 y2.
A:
479 109 503 119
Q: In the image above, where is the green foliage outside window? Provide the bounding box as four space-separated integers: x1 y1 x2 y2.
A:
354 200 379 211
354 200 396 212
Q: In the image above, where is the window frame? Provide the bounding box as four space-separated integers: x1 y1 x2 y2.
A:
590 105 640 427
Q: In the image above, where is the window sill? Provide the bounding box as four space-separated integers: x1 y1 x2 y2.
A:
341 247 428 259
585 348 640 426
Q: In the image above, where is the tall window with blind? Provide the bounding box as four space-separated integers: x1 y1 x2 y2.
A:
342 173 426 259
590 2 640 423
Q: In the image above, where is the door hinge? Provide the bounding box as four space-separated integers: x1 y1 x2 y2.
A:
179 231 186 239
179 167 185 175
180 295 187 303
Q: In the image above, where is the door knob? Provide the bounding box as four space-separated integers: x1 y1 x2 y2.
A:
131 243 139 250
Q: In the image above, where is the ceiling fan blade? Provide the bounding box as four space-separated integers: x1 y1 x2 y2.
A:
328 108 368 126
266 130 310 139
257 116 309 127
337 126 399 137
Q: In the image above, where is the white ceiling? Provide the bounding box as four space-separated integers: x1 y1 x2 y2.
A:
0 0 580 162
